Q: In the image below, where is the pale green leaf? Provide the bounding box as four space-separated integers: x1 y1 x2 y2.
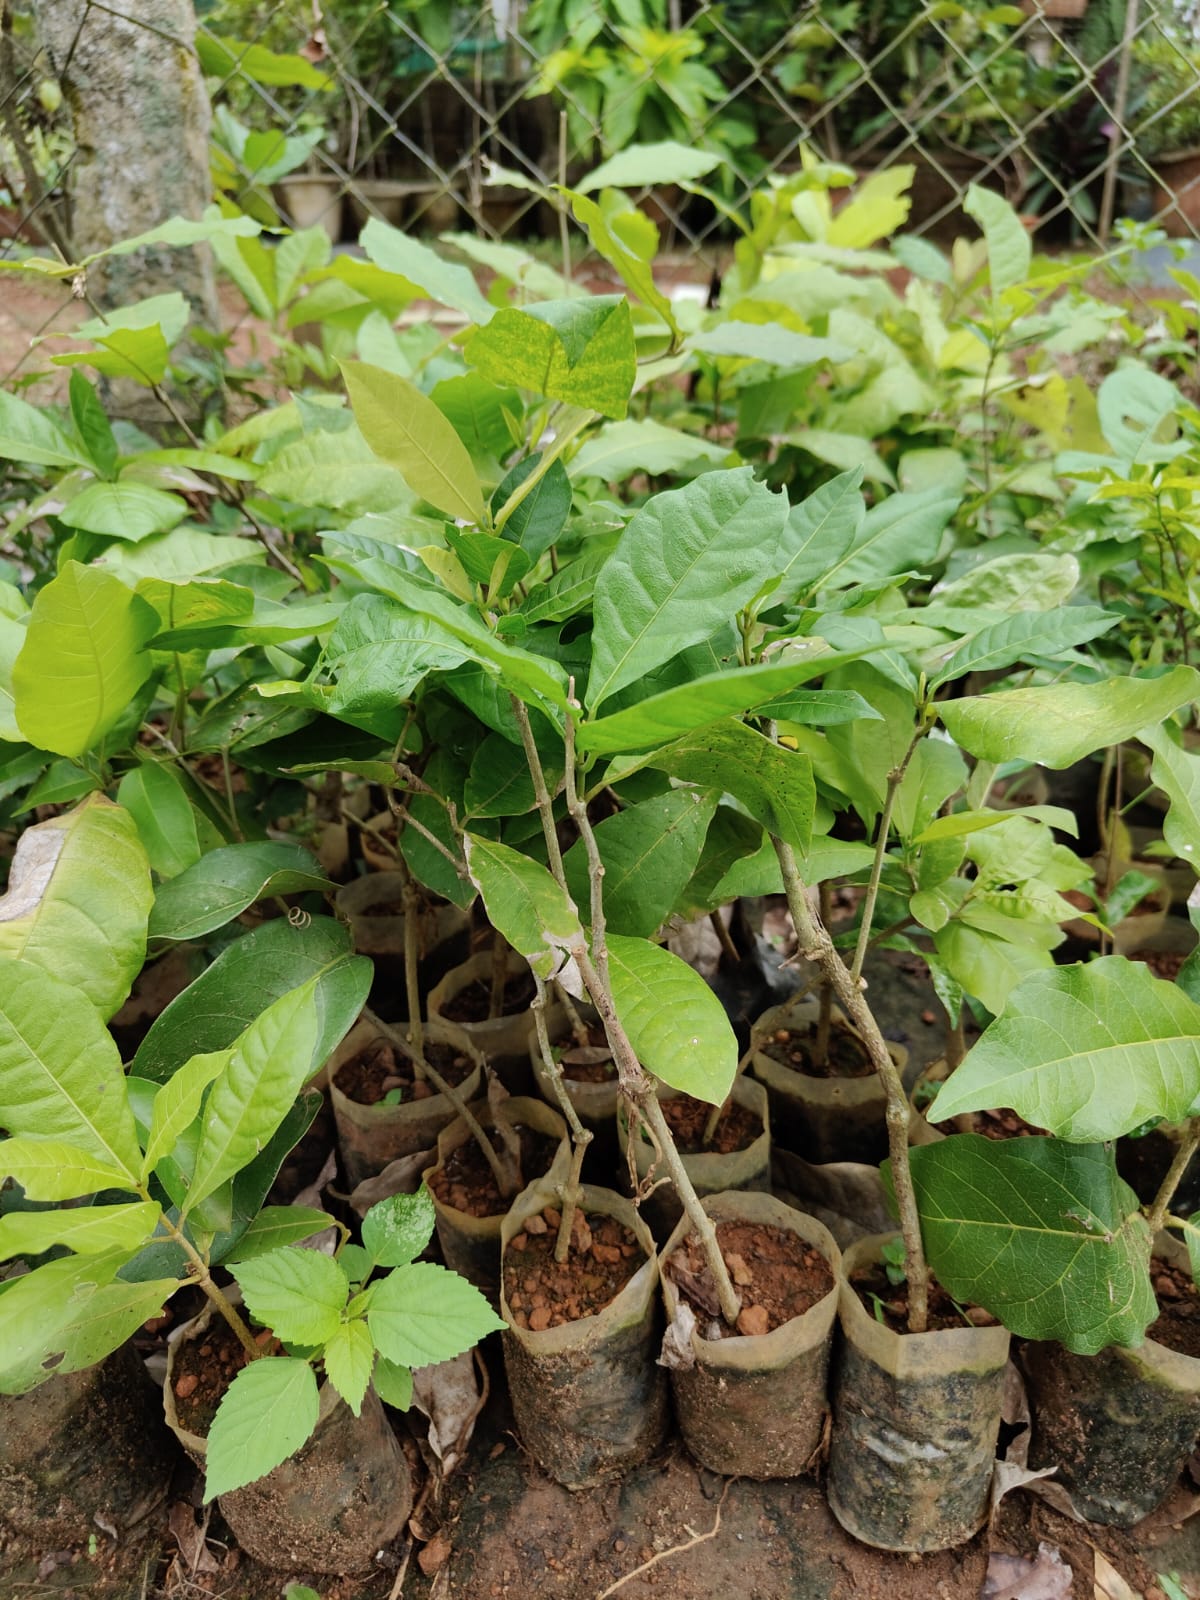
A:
322 1318 374 1415
367 1260 503 1367
204 1357 320 1500
0 1137 137 1200
361 1187 437 1267
569 418 727 482
342 361 485 524
360 218 495 326
0 389 92 469
468 298 636 421
607 932 737 1104
141 1050 226 1177
588 468 788 710
463 834 583 981
0 958 141 1179
148 841 333 942
117 763 204 879
930 957 1200 1141
578 141 722 192
928 607 1118 690
184 981 321 1213
13 562 158 759
231 1247 348 1345
372 1355 413 1410
938 668 1200 768
0 1201 159 1261
1142 723 1200 877
965 184 1031 293
58 481 187 542
0 794 152 1019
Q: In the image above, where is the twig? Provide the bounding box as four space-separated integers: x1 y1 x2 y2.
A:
593 1480 734 1600
850 726 925 986
1147 1116 1200 1236
510 693 565 884
532 975 592 1263
386 1535 414 1600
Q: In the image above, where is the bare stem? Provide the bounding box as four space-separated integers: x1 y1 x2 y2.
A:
1147 1117 1200 1236
945 1011 967 1071
709 909 740 965
510 694 565 885
489 926 508 1020
532 978 592 1263
553 978 591 1049
850 730 924 986
701 1041 754 1148
362 1005 517 1199
773 835 929 1333
814 882 835 1068
159 1215 260 1359
401 876 426 1066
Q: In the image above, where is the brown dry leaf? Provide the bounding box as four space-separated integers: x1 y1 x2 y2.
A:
167 1501 219 1576
1093 1548 1143 1600
412 1349 487 1478
347 1148 436 1215
417 1530 453 1577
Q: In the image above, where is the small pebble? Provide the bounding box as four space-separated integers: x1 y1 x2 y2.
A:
510 1233 529 1252
725 1251 753 1287
173 1373 198 1399
737 1304 770 1337
543 1207 562 1229
921 1009 936 1025
592 1242 621 1265
528 1306 552 1331
524 1215 548 1235
964 1306 998 1327
1155 1274 1182 1300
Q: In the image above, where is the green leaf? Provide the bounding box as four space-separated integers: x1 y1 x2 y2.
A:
820 487 959 590
588 468 788 710
568 192 678 335
54 295 190 384
117 763 204 879
0 1138 137 1200
346 562 568 713
184 981 321 1214
893 740 968 843
341 361 485 524
928 607 1118 690
635 720 814 853
372 1355 413 1410
367 1260 503 1367
467 298 636 421
13 562 158 759
463 834 583 981
0 794 152 1019
932 922 1052 1015
578 657 872 756
929 958 1200 1141
196 33 332 88
907 1137 1154 1354
607 932 737 1104
570 419 727 482
688 323 851 369
464 731 558 819
231 1247 348 1345
0 389 91 469
938 668 1200 768
1097 367 1185 464
771 469 865 604
147 841 333 942
323 1318 374 1415
0 958 141 1179
225 1206 333 1263
563 790 715 938
361 1187 437 1267
578 142 722 192
204 1357 320 1500
141 1048 226 1179
316 593 467 716
58 481 187 542
133 917 368 1085
0 1201 159 1261
360 218 495 326
69 372 117 477
1142 723 1200 876
965 184 1031 293
0 1252 176 1394
915 805 1077 843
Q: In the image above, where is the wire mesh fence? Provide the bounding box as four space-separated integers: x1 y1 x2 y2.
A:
2 0 1200 281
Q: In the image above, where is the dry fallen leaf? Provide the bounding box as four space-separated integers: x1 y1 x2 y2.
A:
167 1501 219 1576
982 1542 1073 1600
1093 1547 1143 1600
418 1530 453 1577
347 1148 436 1215
412 1349 488 1477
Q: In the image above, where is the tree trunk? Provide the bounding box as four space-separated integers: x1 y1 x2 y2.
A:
32 0 216 337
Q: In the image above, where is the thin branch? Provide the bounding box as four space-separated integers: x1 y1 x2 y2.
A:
510 693 565 884
594 1480 733 1600
532 976 591 1263
1147 1117 1200 1236
850 727 925 986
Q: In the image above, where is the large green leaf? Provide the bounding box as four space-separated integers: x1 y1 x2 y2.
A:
467 297 636 420
0 1252 176 1395
204 1357 320 1500
562 790 715 938
820 486 959 589
0 794 152 1020
907 1137 1154 1354
184 981 321 1214
464 731 558 819
1142 723 1200 875
367 1260 503 1367
578 141 723 192
58 481 187 542
361 1189 437 1268
133 916 369 1084
323 1319 374 1416
0 389 91 469
316 593 468 716
965 184 1031 293
771 469 865 604
147 841 333 942
231 1247 348 1345
930 958 1200 1140
928 607 1118 691
0 958 142 1180
342 361 485 524
634 720 814 853
578 657 874 756
141 1050 227 1178
0 1137 139 1200
587 468 788 711
938 668 1200 768
607 933 737 1104
116 762 206 879
0 1201 159 1261
12 562 158 759
223 1206 331 1263
360 217 495 326
570 419 727 482
463 834 583 981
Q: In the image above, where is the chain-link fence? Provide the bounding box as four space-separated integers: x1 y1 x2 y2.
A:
2 0 1200 281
